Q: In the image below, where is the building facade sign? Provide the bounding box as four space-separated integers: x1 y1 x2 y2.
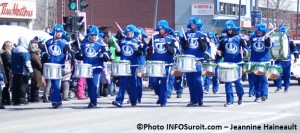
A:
0 0 36 19
191 3 214 16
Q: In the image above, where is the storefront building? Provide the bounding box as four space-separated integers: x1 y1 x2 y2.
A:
0 0 36 29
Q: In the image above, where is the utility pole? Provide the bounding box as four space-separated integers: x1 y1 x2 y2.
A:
153 0 158 30
238 0 241 27
297 0 299 39
255 0 259 10
45 0 49 29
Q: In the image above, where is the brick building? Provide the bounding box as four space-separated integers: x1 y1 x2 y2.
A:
57 0 174 33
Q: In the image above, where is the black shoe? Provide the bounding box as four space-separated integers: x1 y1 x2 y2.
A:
254 97 262 102
0 105 5 109
224 102 234 107
187 102 197 107
249 94 254 97
176 94 182 98
238 97 243 105
43 99 50 103
261 96 267 101
127 100 131 104
87 102 97 108
3 101 11 105
156 100 160 105
213 91 217 94
275 88 282 93
112 101 122 107
284 89 288 93
203 90 208 94
160 104 166 107
198 101 203 106
19 102 29 106
167 94 171 98
52 103 62 109
63 98 70 101
131 101 137 107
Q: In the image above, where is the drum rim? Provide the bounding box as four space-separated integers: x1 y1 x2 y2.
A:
112 60 131 63
146 61 166 64
176 54 196 58
218 63 238 68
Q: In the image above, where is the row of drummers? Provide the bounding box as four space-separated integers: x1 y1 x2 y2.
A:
102 55 282 82
43 54 282 83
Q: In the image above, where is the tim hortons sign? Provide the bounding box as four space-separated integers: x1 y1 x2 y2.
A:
0 1 36 19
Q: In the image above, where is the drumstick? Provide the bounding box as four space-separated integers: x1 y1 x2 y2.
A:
44 43 48 53
115 22 124 33
66 51 68 60
181 27 187 40
266 27 277 35
76 36 81 50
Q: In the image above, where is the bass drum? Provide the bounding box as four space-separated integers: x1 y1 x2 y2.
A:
270 32 289 60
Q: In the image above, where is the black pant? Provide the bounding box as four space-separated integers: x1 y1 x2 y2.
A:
12 74 29 104
0 86 3 106
30 86 40 102
2 84 10 104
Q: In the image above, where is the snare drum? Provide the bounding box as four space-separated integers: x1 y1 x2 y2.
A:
74 63 93 78
251 63 266 76
265 65 282 80
202 62 217 77
218 63 239 82
174 54 196 72
111 60 131 76
145 61 165 77
43 63 62 79
137 65 146 77
270 32 289 60
242 62 252 75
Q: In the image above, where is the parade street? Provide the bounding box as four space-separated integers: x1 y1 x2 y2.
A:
0 80 299 133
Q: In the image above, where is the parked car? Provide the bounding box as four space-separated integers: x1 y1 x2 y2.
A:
291 40 300 85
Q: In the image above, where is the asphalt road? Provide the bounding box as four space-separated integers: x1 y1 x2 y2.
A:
0 80 299 133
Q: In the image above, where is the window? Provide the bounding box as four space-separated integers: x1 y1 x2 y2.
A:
219 2 246 16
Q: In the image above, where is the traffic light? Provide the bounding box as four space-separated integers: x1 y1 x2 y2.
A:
79 0 88 11
68 0 77 10
72 16 84 32
63 16 73 32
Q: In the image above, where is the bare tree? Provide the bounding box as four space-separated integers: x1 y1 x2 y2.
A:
33 0 57 30
260 0 293 27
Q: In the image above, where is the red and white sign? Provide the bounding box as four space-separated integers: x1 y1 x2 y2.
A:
191 3 214 15
0 0 36 19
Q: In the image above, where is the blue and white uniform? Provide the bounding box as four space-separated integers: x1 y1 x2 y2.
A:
218 20 248 106
43 24 70 108
275 26 299 92
147 20 176 106
113 25 143 107
75 26 110 108
181 17 210 106
250 24 273 101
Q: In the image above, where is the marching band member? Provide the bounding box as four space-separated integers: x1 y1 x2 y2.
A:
249 24 273 102
112 25 142 107
204 32 220 94
181 17 210 106
43 24 71 108
75 26 110 108
11 37 33 106
168 31 183 98
275 26 299 93
147 20 176 107
218 20 248 107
